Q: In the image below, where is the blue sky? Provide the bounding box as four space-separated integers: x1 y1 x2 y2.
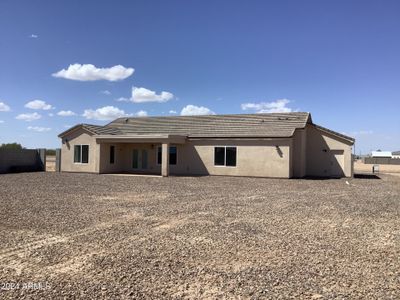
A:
0 0 399 153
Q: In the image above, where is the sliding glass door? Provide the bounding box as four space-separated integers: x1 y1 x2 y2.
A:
132 149 148 170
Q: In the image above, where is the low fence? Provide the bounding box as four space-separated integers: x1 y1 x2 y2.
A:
0 149 46 174
363 157 400 165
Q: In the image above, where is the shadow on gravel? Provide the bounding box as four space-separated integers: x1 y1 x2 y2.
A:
301 176 340 180
300 174 381 180
354 173 381 179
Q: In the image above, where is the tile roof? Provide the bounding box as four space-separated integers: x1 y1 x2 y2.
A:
58 123 121 137
103 112 312 138
59 112 354 141
80 124 122 135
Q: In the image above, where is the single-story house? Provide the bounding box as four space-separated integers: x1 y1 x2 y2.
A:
58 112 355 178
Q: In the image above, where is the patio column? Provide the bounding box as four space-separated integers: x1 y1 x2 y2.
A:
161 142 169 177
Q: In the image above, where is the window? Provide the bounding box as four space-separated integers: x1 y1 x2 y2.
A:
226 147 237 166
214 147 225 166
132 149 148 169
157 146 177 165
74 145 81 163
169 146 177 165
142 149 148 169
214 146 237 167
157 147 162 165
132 149 139 169
110 146 115 164
82 145 89 163
74 145 89 163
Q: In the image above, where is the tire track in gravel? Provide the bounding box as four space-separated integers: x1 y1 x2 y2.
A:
0 209 143 276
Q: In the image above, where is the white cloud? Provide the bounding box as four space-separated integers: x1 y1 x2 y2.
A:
64 124 72 128
57 110 76 117
131 87 174 103
48 113 54 117
135 110 148 117
16 112 41 121
100 90 111 95
0 102 11 112
25 100 53 110
115 97 129 102
82 106 131 121
180 105 215 116
27 126 51 132
0 120 4 123
52 64 134 81
241 99 293 113
169 110 177 114
29 34 38 38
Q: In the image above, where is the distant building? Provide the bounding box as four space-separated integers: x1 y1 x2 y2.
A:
371 151 392 158
392 151 400 159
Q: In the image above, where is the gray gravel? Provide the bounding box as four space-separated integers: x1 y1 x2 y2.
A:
0 172 399 299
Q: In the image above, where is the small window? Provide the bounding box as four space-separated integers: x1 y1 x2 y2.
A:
74 145 81 163
142 149 148 169
157 146 178 165
132 149 139 169
157 147 162 165
110 146 115 164
169 146 177 165
214 147 225 166
82 145 89 163
226 147 237 166
214 146 237 167
74 145 89 164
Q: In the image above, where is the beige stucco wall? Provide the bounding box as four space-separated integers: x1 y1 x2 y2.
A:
305 125 353 177
291 128 307 178
60 128 99 173
171 139 291 177
61 126 352 178
96 139 291 178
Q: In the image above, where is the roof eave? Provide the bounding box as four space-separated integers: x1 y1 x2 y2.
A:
58 124 97 138
312 124 355 144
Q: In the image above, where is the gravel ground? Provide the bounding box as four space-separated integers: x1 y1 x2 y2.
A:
0 172 399 299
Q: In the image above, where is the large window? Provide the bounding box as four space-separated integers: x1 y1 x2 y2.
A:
157 146 177 165
74 145 89 164
214 146 237 167
110 146 115 164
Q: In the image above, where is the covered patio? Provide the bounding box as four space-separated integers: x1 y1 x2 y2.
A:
95 134 186 176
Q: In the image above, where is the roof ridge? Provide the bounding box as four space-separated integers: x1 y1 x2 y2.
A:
111 112 310 122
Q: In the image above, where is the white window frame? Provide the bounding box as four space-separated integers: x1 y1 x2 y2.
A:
156 145 178 166
73 144 90 164
214 146 237 168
